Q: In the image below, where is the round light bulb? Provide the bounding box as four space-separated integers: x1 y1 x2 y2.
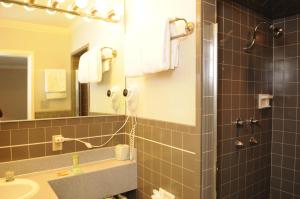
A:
46 0 56 14
75 0 88 9
94 0 110 16
113 3 123 17
24 0 35 11
24 5 35 11
65 5 76 19
1 2 13 8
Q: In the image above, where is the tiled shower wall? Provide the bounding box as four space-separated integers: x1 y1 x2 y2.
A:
270 15 300 198
0 116 124 163
217 0 273 198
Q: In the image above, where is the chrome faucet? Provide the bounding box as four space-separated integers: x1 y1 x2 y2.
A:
5 171 15 182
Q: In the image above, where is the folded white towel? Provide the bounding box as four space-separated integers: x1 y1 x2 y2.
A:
141 18 180 74
170 23 180 69
44 69 66 92
78 47 107 83
78 52 90 83
88 47 103 83
141 18 170 74
46 92 67 99
102 48 113 72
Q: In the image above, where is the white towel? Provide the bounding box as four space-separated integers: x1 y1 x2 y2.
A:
46 92 67 99
141 19 170 74
78 52 89 83
102 48 113 72
78 47 106 83
44 69 66 92
170 23 180 69
141 18 180 74
44 69 66 100
88 47 103 83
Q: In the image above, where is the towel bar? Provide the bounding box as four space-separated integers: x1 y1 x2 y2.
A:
169 18 194 40
101 47 117 62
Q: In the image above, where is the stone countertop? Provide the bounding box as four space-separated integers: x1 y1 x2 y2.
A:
19 159 136 199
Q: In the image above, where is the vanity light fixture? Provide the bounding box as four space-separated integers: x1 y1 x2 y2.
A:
0 0 122 23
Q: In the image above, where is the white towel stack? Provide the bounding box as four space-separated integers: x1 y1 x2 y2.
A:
78 47 112 83
44 69 66 99
141 18 180 74
125 17 181 77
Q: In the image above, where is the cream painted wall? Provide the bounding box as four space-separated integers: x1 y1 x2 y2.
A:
125 0 196 125
70 19 125 115
0 19 71 114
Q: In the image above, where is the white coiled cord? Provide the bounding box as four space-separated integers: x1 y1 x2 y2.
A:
129 115 137 160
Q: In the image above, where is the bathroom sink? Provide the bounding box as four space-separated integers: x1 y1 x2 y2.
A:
0 178 40 199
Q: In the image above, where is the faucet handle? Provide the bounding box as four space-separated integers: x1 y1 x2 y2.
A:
233 118 244 127
5 171 15 182
246 118 259 125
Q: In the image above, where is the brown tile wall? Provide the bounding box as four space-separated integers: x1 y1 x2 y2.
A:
0 116 125 163
126 118 200 199
270 15 300 199
201 0 217 198
217 0 273 198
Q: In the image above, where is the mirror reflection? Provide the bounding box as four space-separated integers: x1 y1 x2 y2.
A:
0 1 125 121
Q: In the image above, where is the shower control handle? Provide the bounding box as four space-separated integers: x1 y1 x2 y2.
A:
233 118 244 127
249 137 258 145
246 118 259 125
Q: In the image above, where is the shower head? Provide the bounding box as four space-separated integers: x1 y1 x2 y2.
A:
243 21 283 52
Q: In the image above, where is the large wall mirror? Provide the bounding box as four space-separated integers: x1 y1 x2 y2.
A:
0 0 125 121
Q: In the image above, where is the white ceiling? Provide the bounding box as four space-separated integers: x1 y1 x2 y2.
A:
0 0 87 28
0 56 27 69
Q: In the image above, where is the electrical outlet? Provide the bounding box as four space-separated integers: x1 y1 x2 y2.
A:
52 135 63 151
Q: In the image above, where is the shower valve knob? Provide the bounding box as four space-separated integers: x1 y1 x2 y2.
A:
247 118 258 125
233 118 244 127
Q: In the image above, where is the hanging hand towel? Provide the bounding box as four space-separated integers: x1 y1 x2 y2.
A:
88 47 103 83
44 69 67 99
78 52 90 83
141 18 171 74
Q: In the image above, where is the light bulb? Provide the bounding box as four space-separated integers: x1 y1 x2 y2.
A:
46 0 56 14
24 5 35 11
64 5 76 19
113 3 123 17
75 0 88 9
56 0 65 2
24 0 35 11
94 0 110 16
1 2 13 8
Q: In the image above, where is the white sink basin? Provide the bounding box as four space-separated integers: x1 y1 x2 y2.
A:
0 178 40 199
